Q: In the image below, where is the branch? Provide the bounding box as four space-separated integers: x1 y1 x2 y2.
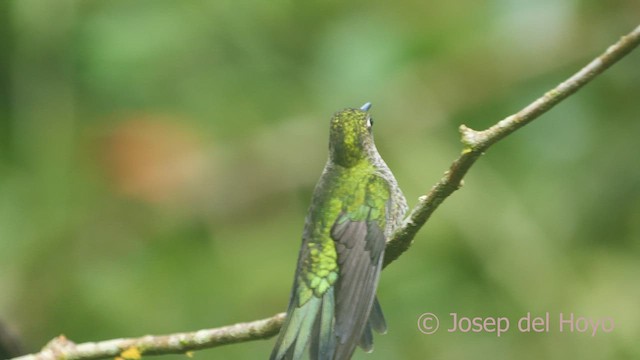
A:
383 24 640 267
13 314 286 360
13 24 640 360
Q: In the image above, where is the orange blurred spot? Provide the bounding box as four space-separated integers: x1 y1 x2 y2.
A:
101 115 208 204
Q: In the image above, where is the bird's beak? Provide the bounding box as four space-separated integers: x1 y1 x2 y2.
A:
360 102 372 111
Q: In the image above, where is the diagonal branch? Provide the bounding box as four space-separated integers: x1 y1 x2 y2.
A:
13 23 640 360
383 24 640 267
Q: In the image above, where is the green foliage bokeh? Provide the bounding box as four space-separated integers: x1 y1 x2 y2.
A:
0 1 639 359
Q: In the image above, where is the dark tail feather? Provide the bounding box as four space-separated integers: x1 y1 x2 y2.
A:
358 322 374 352
369 296 387 334
357 296 386 353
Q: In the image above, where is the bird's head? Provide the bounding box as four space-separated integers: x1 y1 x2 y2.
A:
329 102 376 168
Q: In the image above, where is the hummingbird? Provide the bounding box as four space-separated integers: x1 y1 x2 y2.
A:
270 103 408 360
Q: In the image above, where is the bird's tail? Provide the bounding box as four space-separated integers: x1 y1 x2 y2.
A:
270 289 386 360
358 297 387 353
270 287 335 360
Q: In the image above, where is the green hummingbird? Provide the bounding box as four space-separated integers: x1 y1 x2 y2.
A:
270 103 408 360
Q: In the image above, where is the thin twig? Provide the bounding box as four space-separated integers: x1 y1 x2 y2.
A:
382 23 640 267
13 23 640 360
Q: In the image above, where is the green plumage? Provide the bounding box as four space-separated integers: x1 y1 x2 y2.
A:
271 104 407 360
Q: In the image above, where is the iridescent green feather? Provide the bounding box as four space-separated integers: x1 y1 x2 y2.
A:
270 105 406 360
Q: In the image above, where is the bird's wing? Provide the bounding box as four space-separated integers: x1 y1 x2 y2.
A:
330 175 390 359
271 175 390 360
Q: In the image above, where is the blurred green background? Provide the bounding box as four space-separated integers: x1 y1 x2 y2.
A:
1 1 639 359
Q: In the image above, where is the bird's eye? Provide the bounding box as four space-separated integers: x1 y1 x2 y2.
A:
366 117 374 128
